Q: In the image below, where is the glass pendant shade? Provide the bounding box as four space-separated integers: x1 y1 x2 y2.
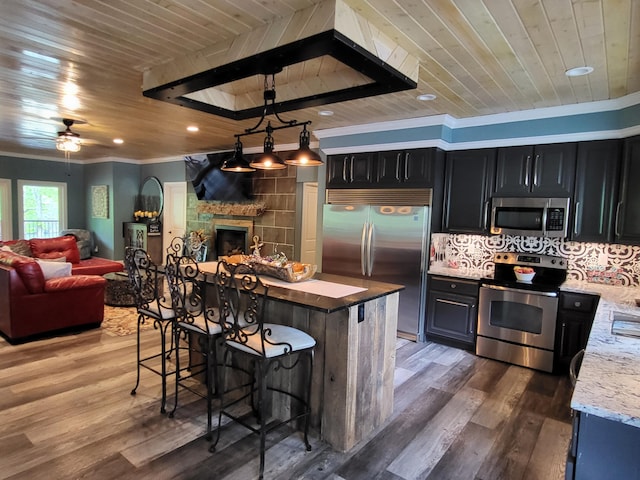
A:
249 132 286 170
56 134 81 153
221 140 255 172
285 125 323 166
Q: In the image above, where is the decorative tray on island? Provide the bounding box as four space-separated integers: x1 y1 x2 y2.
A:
221 254 317 283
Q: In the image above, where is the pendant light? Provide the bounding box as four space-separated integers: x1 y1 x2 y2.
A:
249 123 286 170
285 124 323 166
221 139 255 172
225 73 321 171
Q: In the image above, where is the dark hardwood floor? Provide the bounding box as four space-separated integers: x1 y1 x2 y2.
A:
0 326 573 479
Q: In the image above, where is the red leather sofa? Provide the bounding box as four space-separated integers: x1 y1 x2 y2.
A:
0 236 123 343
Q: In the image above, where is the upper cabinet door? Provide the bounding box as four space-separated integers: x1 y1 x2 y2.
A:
571 140 621 243
531 143 576 196
326 153 376 188
326 155 352 187
376 148 439 187
616 135 640 245
494 143 576 196
494 146 534 196
443 149 496 234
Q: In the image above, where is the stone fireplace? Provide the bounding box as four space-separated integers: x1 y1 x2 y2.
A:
212 219 253 257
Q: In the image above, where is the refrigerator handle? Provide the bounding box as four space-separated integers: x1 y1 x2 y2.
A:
367 222 374 276
360 222 368 276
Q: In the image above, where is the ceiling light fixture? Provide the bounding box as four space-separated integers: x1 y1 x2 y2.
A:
565 66 594 77
56 135 81 153
56 119 81 153
187 125 199 132
417 93 436 101
285 124 323 166
221 73 322 172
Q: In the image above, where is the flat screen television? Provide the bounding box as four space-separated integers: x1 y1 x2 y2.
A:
184 154 254 201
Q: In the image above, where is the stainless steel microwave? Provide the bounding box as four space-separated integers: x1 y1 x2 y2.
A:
490 197 570 238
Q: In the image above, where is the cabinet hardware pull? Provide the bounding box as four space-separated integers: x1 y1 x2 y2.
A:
404 152 410 181
574 202 580 235
483 201 489 230
560 322 567 355
524 155 531 186
349 155 355 181
437 298 466 307
450 284 456 288
342 155 348 182
615 201 622 237
533 154 540 186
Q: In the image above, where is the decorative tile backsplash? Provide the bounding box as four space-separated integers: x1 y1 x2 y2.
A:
431 233 640 287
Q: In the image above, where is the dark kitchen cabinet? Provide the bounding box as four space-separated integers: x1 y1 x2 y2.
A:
425 275 479 350
377 148 443 187
494 143 576 197
555 292 599 373
567 411 640 480
442 149 496 233
326 152 376 188
615 135 640 244
571 140 621 242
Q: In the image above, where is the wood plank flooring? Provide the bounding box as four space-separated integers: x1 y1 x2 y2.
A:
0 326 573 480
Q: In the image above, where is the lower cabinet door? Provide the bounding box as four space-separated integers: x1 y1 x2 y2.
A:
426 290 477 347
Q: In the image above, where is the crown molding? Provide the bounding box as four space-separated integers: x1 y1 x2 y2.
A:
314 92 640 140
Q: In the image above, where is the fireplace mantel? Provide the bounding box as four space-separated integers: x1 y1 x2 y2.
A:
196 201 266 217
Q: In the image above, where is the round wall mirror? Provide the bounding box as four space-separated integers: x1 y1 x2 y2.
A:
138 176 164 218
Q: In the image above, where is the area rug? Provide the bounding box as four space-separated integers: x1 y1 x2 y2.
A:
102 305 155 337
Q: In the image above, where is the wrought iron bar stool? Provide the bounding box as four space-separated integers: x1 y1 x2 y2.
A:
211 260 316 480
164 252 224 440
124 246 176 414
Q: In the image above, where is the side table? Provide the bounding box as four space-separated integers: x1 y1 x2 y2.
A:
104 271 136 307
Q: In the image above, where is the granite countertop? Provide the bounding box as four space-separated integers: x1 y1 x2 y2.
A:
566 279 640 428
198 262 404 314
427 264 490 281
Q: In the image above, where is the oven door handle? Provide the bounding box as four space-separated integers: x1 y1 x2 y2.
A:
480 283 558 298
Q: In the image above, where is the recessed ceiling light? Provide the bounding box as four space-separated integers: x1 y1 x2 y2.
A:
417 93 436 101
565 66 594 77
318 110 334 116
113 138 124 144
187 125 199 132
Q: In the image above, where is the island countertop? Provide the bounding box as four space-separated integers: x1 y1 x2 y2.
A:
198 262 404 314
565 280 640 428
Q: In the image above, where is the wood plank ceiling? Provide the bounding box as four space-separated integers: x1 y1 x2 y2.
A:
0 0 637 162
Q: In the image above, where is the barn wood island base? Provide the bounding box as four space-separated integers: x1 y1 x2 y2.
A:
199 264 403 452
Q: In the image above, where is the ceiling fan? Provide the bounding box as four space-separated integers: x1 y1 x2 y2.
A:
55 118 84 152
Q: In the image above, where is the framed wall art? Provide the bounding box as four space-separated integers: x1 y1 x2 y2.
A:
91 185 109 219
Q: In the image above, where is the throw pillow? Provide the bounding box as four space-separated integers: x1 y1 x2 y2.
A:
37 252 67 261
4 239 33 257
36 259 72 280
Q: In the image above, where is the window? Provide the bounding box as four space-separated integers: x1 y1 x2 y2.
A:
18 180 67 239
0 179 12 241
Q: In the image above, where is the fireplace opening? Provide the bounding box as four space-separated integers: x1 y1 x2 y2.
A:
214 226 249 257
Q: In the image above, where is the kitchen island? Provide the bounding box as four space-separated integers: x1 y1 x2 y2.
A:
563 280 640 479
198 264 403 452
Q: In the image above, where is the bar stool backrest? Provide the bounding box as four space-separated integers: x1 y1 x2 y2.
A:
214 260 294 357
164 252 219 333
124 246 171 314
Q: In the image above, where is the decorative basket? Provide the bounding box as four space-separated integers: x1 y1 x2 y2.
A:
251 261 317 283
219 255 316 283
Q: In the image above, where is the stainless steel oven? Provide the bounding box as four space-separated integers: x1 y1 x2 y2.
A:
476 252 567 373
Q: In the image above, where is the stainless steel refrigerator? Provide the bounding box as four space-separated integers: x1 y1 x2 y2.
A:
322 203 430 341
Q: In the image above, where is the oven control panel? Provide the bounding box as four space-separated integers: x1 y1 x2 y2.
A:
493 252 567 269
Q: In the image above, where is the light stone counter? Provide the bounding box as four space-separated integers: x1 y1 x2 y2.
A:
565 279 640 428
427 265 490 281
